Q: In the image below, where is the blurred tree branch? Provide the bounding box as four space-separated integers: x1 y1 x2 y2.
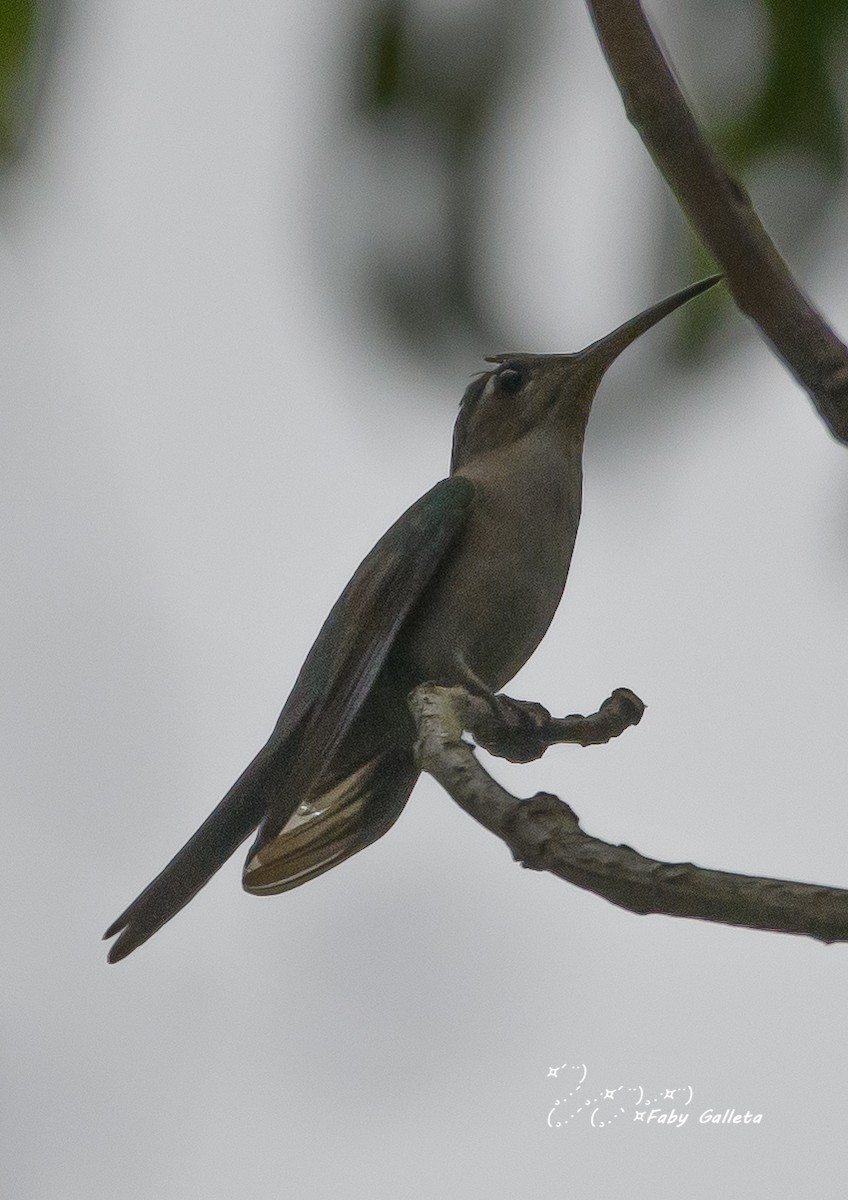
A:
410 684 848 944
586 0 848 444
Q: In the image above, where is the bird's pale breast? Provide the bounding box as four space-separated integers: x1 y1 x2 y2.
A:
402 430 583 691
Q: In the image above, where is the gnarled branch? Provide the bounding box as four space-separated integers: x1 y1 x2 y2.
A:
586 0 848 445
409 683 848 944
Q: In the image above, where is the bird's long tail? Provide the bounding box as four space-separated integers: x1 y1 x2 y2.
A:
103 749 275 963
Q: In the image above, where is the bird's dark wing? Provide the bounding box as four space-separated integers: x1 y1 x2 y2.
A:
104 476 474 961
261 476 474 794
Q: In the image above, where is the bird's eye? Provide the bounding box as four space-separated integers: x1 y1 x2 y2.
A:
495 364 524 393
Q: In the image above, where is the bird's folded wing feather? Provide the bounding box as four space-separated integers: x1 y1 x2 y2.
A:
258 475 475 819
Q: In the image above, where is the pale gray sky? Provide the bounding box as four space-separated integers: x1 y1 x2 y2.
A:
3 3 847 1197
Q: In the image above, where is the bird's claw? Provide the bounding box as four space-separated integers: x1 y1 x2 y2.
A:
474 693 552 763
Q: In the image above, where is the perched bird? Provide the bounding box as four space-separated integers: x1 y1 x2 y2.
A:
104 275 719 962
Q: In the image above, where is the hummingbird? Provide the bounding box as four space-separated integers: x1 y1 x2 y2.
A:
104 274 720 962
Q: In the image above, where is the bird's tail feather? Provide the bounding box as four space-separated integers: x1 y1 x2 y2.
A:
242 749 418 895
104 749 276 963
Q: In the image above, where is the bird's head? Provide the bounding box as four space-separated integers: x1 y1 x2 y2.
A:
450 274 720 472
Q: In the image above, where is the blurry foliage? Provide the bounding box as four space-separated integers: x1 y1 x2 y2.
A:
683 0 848 349
0 0 55 164
349 0 536 350
721 0 848 175
344 0 848 358
2 0 845 359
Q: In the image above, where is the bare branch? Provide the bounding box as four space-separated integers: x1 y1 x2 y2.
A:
409 684 848 945
585 0 848 446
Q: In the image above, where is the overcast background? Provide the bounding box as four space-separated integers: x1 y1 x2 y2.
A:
2 2 848 1197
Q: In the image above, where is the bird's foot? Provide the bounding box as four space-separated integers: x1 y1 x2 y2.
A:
473 692 553 763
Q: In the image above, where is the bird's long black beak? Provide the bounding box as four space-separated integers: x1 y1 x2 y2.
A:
576 274 722 374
